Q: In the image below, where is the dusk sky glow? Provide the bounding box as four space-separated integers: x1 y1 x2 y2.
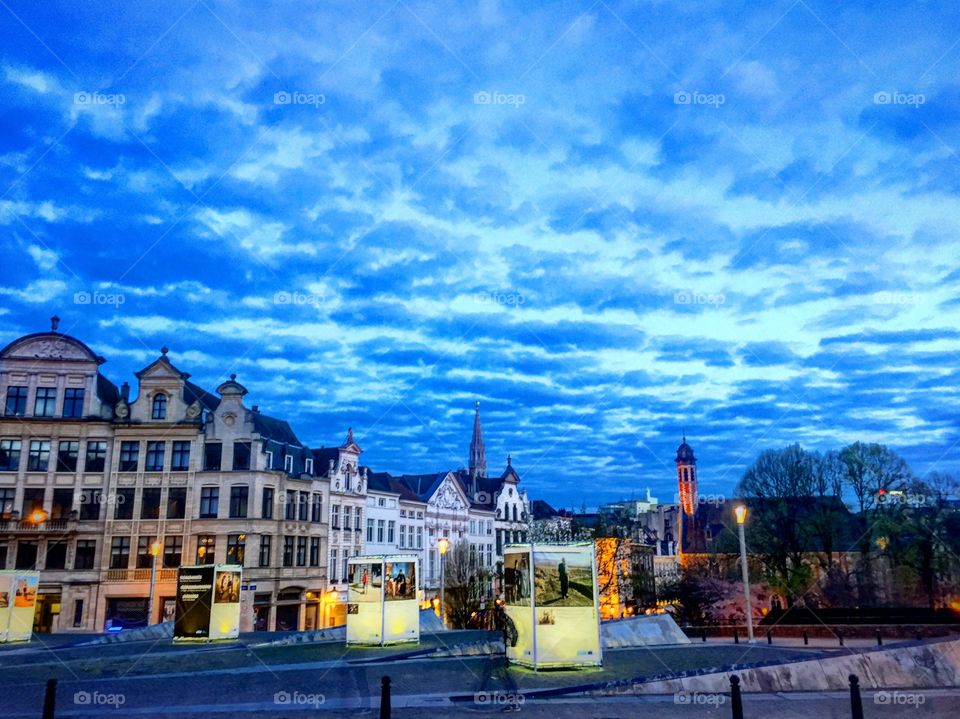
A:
2 0 959 509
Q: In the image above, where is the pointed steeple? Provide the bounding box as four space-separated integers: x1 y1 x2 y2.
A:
469 400 486 481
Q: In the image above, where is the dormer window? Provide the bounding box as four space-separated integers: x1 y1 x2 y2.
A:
284 454 293 473
152 393 167 420
305 458 314 475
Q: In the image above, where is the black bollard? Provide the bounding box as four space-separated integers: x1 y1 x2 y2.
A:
702 628 707 643
838 630 844 647
915 630 922 642
766 630 772 645
42 678 56 719
733 628 739 644
876 630 882 646
380 676 391 719
848 674 864 719
802 630 808 646
729 675 744 719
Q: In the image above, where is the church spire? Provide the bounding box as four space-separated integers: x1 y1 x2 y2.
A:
469 400 486 480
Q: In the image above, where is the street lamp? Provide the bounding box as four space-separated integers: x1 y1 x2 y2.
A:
148 541 162 626
437 537 449 627
29 509 48 524
734 505 754 643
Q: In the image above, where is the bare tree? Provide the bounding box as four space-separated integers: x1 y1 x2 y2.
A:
442 540 492 629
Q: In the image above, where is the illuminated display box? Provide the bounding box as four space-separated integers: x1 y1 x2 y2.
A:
503 543 602 668
0 570 39 643
173 564 242 641
346 554 419 646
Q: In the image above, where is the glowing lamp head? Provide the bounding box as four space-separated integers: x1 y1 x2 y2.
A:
437 537 449 555
734 505 747 525
29 509 47 523
150 541 162 556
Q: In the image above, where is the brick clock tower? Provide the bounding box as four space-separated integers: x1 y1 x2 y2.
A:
676 432 698 517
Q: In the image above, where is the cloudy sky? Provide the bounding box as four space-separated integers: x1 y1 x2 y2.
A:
1 0 958 509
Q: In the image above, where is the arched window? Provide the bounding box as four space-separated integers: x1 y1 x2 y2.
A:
152 393 167 420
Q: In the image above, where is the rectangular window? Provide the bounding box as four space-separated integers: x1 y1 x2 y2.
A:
305 458 314 475
399 525 406 548
487 520 493 535
284 454 293 473
84 441 106 472
79 488 101 520
196 535 216 564
470 520 476 535
417 527 423 549
366 518 374 542
282 536 294 567
22 488 44 518
311 493 322 522
119 441 139 472
136 536 157 569
46 539 67 569
377 520 385 543
27 440 50 472
259 535 272 567
387 520 395 544
171 441 191 471
296 537 307 566
164 535 182 568
331 504 340 529
265 450 273 470
343 501 351 529
16 540 38 569
330 549 338 582
227 534 246 565
73 599 84 627
63 388 85 418
55 441 79 472
34 387 56 417
203 443 222 471
261 488 275 519
355 507 362 530
51 488 73 520
229 486 249 518
110 537 130 569
342 554 348 581
0 488 15 518
285 490 296 520
309 537 320 567
166 487 186 519
199 487 219 518
145 441 165 471
113 488 135 519
0 541 6 567
4 386 27 416
0 440 21 471
298 492 308 521
74 540 96 570
141 488 161 519
232 441 251 471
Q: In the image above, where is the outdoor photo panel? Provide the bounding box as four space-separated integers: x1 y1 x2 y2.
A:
174 565 215 640
346 557 384 644
209 565 242 639
503 546 534 664
532 544 602 666
383 555 419 644
0 571 39 642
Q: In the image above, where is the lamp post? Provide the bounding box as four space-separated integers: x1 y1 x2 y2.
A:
437 537 449 627
734 505 754 643
148 541 162 625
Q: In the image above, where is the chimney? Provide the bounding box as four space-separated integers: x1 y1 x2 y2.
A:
252 405 259 413
50 315 60 331
121 382 130 401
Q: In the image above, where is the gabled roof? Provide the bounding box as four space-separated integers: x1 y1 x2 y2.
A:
0 331 106 364
395 472 450 500
183 380 220 412
96 373 120 406
135 353 189 380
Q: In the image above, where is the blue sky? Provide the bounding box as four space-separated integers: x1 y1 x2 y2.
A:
1 0 958 509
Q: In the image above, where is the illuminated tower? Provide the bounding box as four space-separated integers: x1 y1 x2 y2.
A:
676 432 698 517
469 400 486 481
